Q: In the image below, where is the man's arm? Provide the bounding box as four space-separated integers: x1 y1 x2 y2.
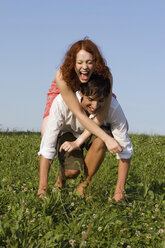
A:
37 97 64 197
107 99 133 201
109 99 133 160
112 158 131 202
39 97 64 160
38 156 52 197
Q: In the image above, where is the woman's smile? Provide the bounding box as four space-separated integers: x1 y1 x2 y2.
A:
75 49 94 83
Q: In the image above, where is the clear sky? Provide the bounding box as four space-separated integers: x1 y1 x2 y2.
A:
0 0 165 135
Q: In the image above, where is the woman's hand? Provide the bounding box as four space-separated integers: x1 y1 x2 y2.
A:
105 136 123 154
59 140 79 152
60 135 122 154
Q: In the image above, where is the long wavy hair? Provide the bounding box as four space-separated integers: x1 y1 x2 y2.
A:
60 38 112 91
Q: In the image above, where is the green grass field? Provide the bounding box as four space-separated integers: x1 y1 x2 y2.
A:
0 132 165 247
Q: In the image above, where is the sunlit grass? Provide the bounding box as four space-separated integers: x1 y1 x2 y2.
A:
0 132 165 247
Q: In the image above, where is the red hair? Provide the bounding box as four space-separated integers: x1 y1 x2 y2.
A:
60 38 112 91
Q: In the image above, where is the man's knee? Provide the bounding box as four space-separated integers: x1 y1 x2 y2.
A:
91 138 106 152
64 169 80 178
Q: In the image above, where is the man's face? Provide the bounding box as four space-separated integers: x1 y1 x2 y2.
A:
81 93 106 115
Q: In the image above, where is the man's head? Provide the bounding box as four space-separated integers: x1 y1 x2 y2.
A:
79 75 111 115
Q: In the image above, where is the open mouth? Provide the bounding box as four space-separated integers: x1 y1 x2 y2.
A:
79 72 89 81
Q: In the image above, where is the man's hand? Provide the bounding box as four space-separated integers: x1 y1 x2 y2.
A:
59 140 79 152
105 137 123 154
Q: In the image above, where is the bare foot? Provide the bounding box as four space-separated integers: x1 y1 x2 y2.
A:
76 181 88 198
54 176 66 189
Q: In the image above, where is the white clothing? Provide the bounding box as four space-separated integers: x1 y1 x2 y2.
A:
38 92 133 160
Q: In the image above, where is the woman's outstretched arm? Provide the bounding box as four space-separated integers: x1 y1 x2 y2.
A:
59 95 112 151
55 70 122 153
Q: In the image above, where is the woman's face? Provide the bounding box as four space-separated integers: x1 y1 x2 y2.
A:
75 49 94 83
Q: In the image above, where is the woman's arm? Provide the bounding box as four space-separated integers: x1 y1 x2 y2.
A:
59 96 111 152
61 73 112 147
94 73 113 124
55 70 122 153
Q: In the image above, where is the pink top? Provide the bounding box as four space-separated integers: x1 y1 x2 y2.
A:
43 80 60 118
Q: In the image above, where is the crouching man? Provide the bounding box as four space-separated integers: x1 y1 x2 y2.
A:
38 75 133 202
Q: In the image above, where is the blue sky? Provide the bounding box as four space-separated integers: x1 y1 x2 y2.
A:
0 0 165 135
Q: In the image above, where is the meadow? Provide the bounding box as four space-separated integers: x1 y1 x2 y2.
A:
0 132 164 248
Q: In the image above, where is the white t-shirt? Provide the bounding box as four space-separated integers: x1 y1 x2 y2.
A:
38 92 133 160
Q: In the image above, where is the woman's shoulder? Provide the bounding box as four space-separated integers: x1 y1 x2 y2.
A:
55 69 67 90
55 68 62 81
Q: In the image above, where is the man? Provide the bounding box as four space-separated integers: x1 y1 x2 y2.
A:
38 75 133 201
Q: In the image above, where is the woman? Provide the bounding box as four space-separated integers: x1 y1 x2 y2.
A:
38 39 123 198
41 38 122 153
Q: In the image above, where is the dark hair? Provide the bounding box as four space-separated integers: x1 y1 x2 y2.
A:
79 74 111 99
60 38 112 91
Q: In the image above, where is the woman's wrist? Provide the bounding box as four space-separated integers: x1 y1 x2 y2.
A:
101 131 113 144
74 137 83 147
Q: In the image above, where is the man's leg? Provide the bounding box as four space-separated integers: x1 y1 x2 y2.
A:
55 132 85 188
112 158 130 202
55 168 80 188
85 137 106 180
77 137 106 196
54 167 66 188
